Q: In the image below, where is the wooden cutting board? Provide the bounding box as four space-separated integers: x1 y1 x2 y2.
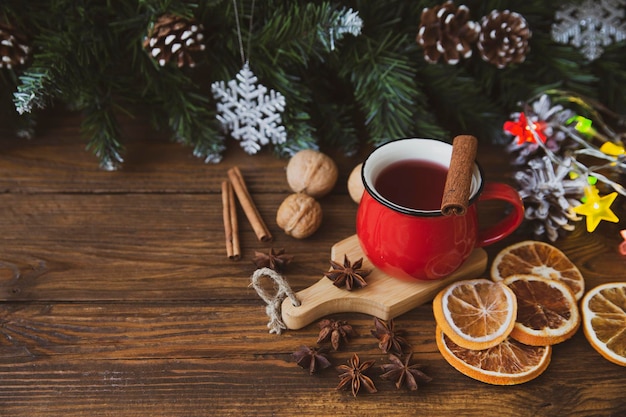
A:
281 234 487 330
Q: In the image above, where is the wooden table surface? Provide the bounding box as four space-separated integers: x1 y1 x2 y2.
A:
1 109 625 417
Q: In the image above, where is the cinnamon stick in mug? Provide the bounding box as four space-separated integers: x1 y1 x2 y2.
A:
441 135 478 216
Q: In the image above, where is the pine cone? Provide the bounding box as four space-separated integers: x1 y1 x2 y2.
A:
0 22 31 70
416 1 479 65
477 10 531 69
143 14 206 68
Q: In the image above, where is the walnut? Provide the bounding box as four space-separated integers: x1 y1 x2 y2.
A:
347 163 364 204
286 149 338 198
276 193 323 239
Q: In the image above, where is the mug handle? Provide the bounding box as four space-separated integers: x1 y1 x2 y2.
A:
475 182 525 247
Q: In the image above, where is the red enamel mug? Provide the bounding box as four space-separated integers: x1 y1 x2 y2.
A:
356 138 524 281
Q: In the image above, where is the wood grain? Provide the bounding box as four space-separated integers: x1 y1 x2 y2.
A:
0 109 625 416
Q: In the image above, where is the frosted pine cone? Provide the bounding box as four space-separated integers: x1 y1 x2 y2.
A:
0 22 31 69
416 1 479 65
515 156 585 241
477 10 531 69
143 14 205 68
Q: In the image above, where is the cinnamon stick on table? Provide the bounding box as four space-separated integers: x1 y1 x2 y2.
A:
441 135 478 216
227 166 273 242
221 180 241 260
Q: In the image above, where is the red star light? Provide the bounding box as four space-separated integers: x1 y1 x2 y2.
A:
504 112 547 145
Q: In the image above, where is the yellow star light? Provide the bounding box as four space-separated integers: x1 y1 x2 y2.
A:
573 186 619 232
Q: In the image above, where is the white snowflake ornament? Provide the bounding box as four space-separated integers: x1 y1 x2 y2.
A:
552 0 626 61
211 63 287 154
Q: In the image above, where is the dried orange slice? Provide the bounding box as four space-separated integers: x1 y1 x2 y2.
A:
433 279 517 350
491 240 585 301
502 275 580 346
436 326 551 385
581 282 626 367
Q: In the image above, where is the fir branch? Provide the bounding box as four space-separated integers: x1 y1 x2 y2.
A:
13 70 50 114
419 63 504 142
138 0 202 19
2 0 625 163
592 44 626 115
315 101 359 155
464 1 600 111
339 31 420 144
141 62 223 161
255 2 342 67
299 61 361 154
0 70 37 138
273 111 318 157
320 6 363 52
82 100 124 171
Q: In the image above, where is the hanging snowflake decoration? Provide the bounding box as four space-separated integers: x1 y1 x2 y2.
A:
320 7 363 51
211 63 287 154
515 155 586 241
504 94 574 165
552 0 626 61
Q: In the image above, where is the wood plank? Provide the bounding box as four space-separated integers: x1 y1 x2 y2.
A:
0 193 359 301
0 333 624 416
0 302 625 416
1 359 623 417
0 110 361 195
0 137 293 194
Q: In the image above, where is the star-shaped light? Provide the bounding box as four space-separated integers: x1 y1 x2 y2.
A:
572 185 619 232
599 141 626 157
504 112 547 145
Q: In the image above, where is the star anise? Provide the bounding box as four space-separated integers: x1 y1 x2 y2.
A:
380 352 432 391
336 353 377 397
317 318 357 351
292 345 332 374
252 248 293 272
371 317 412 354
324 254 370 290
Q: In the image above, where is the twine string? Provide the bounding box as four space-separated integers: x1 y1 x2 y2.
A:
250 267 300 334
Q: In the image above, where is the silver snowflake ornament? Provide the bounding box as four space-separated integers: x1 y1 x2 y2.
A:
211 63 287 154
552 0 626 61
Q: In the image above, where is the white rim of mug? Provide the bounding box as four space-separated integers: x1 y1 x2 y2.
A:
361 137 484 217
